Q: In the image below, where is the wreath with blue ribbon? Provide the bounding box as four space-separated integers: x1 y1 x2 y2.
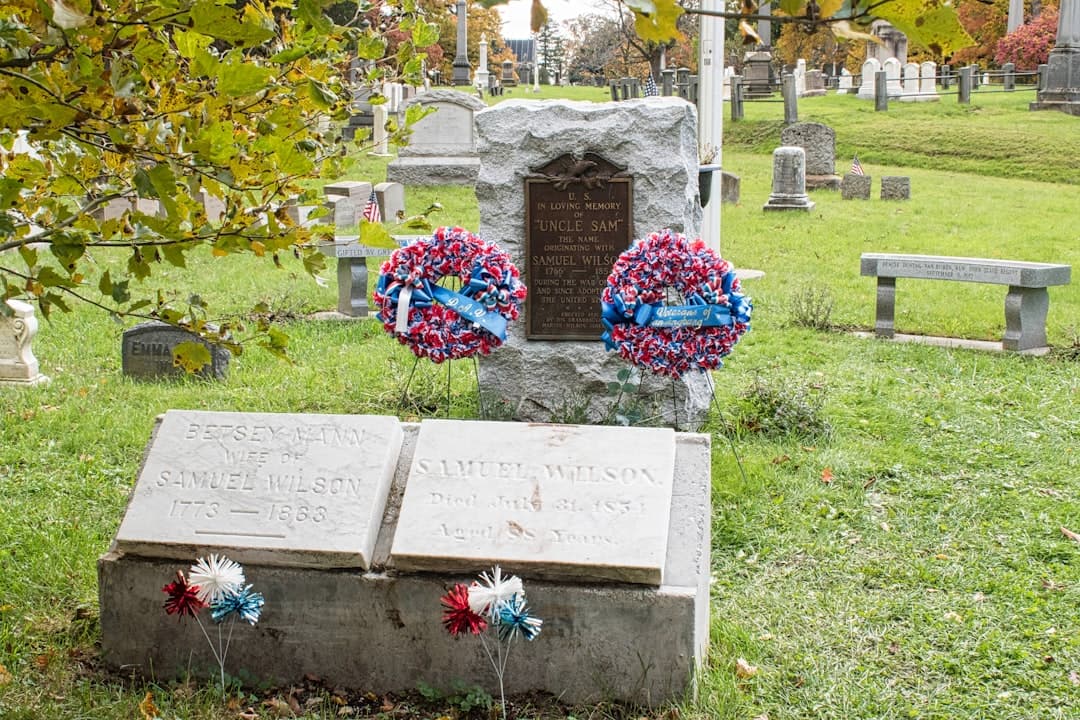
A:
600 229 752 379
374 227 527 363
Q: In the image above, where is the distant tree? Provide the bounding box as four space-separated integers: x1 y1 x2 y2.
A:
996 7 1059 69
537 22 566 83
564 14 623 83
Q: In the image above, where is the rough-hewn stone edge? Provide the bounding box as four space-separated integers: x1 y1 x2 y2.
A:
404 88 487 111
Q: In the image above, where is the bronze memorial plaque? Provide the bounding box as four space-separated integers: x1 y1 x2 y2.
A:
526 153 633 340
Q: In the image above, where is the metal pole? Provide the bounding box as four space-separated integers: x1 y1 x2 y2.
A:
875 70 888 111
698 0 724 252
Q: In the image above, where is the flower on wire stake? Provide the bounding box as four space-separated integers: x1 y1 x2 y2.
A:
162 554 264 695
439 566 542 720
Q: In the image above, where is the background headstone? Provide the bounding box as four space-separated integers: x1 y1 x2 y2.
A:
374 181 406 222
121 321 231 380
804 69 826 97
838 68 853 94
900 62 920 101
881 176 911 200
858 58 881 99
386 90 487 185
721 170 741 204
763 146 815 211
883 57 903 97
473 98 713 428
0 298 48 386
779 122 840 190
919 61 940 101
841 173 872 200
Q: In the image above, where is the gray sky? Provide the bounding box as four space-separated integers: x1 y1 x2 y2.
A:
496 0 614 39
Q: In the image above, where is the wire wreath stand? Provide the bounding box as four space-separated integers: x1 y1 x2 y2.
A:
372 227 527 420
601 228 753 480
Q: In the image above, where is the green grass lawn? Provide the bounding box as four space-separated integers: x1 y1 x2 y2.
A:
1 90 1079 719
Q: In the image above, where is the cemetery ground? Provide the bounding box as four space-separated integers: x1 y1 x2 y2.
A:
1 91 1079 719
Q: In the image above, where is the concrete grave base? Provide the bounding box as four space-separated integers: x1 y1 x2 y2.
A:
806 174 841 190
853 331 1051 356
98 423 711 705
385 155 481 185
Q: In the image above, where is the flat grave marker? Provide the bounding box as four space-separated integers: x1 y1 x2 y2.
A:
390 419 676 584
115 410 403 568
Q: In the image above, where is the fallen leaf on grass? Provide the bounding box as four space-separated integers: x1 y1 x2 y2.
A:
770 454 790 465
261 698 295 717
380 696 395 712
1069 670 1079 686
1061 526 1080 543
1042 578 1065 591
821 467 834 484
752 714 769 720
0 663 12 686
138 691 160 720
943 611 963 623
238 708 259 720
735 657 759 679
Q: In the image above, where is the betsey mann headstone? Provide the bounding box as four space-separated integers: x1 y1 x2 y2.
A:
525 153 633 340
114 410 403 568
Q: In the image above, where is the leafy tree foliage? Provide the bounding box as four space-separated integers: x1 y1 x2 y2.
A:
996 6 1059 69
0 0 436 362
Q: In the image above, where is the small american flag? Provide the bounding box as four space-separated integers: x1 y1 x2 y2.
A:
644 74 659 97
362 189 381 223
850 155 865 176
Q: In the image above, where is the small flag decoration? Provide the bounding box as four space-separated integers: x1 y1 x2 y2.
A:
850 155 865 176
362 189 381 223
644 74 659 97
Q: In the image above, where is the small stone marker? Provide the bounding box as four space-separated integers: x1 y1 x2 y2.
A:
114 410 403 568
374 181 405 221
326 196 357 228
721 170 740 204
763 146 815 211
0 298 49 386
390 419 677 584
122 321 231 380
841 173 872 200
881 176 911 200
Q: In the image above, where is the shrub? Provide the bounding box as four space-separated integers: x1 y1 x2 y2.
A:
995 8 1059 70
734 374 831 439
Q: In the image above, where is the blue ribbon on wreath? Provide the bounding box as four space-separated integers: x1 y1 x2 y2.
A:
599 271 751 350
376 266 510 341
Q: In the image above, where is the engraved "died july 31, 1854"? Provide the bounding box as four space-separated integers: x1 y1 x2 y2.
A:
114 410 403 569
390 419 676 585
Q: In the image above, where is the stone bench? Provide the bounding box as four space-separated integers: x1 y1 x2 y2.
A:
860 253 1071 351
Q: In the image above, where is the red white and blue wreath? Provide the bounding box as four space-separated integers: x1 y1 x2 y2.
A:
374 226 527 363
600 228 752 379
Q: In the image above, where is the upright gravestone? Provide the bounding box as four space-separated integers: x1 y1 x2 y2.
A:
858 58 881 99
838 67 853 94
374 181 406 222
1031 0 1080 115
881 176 911 200
919 61 940 101
386 90 486 185
883 57 903 97
99 414 712 703
794 58 807 97
122 322 231 380
869 20 908 65
0 298 49 386
900 62 920 101
451 0 470 86
841 173 872 200
743 50 775 97
763 146 815 211
780 122 841 190
473 98 712 428
804 69 826 97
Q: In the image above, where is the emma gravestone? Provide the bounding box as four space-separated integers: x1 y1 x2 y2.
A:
473 98 713 427
121 321 231 380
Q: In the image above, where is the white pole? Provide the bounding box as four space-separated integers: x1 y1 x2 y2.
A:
697 0 723 252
